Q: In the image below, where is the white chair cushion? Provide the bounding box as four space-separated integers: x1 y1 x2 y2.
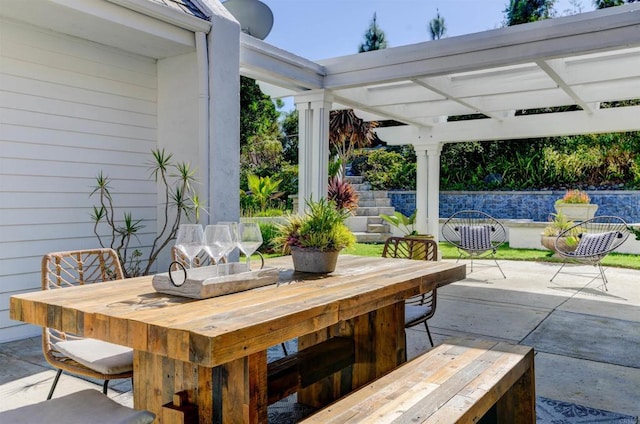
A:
0 389 155 424
574 231 617 256
55 338 133 374
459 225 493 250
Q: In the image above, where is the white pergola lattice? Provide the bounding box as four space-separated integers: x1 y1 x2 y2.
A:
243 4 640 239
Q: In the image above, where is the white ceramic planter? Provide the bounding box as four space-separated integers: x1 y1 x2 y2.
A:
554 203 598 222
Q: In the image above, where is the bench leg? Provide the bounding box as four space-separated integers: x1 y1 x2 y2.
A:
496 361 536 423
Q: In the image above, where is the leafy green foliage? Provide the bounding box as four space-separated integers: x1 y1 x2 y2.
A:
274 198 356 253
357 149 416 190
428 10 447 40
504 0 556 26
90 149 201 277
247 174 282 212
257 222 280 253
379 210 417 236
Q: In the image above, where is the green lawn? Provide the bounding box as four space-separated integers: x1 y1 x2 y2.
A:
342 242 640 270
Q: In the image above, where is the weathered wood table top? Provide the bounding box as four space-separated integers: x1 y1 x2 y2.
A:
10 255 466 423
11 255 465 367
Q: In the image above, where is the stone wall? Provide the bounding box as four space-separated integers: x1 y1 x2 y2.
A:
388 191 640 223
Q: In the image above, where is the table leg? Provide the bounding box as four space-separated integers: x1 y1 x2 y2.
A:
298 301 405 407
134 350 268 424
496 356 536 423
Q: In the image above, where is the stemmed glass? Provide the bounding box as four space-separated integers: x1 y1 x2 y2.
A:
175 224 204 269
237 223 262 270
203 225 234 276
217 221 239 263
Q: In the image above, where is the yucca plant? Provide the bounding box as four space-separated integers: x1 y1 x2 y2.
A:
90 148 202 277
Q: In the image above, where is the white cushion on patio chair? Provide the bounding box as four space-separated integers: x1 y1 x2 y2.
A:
459 225 493 250
0 389 155 424
573 231 617 256
55 338 133 375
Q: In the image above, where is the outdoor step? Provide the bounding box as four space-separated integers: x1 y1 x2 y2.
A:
345 216 369 232
358 199 379 207
356 191 375 200
351 183 371 192
354 206 396 217
353 232 392 243
372 190 389 198
367 216 383 225
367 223 390 233
375 198 391 207
345 176 365 184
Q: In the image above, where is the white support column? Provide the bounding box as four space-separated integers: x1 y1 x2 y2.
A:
414 146 429 236
425 144 443 243
294 90 333 212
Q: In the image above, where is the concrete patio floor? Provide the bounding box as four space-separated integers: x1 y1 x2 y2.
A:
1 259 638 418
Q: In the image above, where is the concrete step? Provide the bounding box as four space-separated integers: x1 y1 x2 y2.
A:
351 183 371 192
357 191 375 200
367 223 390 233
353 232 392 243
345 176 365 184
358 198 392 208
355 206 395 217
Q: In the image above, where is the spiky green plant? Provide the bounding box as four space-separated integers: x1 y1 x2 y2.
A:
90 148 202 277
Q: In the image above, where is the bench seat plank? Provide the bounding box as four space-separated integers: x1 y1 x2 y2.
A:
301 338 535 424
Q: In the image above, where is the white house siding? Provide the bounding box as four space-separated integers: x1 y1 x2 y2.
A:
0 20 159 342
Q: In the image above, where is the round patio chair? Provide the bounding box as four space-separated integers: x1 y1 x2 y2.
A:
441 210 507 278
551 215 630 291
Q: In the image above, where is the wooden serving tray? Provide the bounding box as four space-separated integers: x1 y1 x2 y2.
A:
152 264 280 299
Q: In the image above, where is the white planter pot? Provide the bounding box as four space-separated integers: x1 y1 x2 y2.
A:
554 203 598 222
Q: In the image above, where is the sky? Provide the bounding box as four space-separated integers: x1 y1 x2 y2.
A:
261 0 589 61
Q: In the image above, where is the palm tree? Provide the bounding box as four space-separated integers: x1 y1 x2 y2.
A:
329 109 378 178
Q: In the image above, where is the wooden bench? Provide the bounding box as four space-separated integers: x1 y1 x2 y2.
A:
301 338 535 424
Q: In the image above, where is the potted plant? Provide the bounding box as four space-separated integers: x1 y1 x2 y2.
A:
275 198 356 273
554 189 598 222
540 212 579 256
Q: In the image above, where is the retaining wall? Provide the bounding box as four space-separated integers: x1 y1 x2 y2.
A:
388 190 640 223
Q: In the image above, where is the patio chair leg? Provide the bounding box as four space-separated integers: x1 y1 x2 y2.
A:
424 321 434 347
102 379 109 395
550 262 567 282
597 263 609 291
47 369 63 400
493 258 506 278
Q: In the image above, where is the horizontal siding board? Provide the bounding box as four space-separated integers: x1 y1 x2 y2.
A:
0 256 41 277
0 271 41 293
1 108 156 141
0 158 151 179
0 91 157 129
0 321 40 342
0 123 156 153
0 192 156 208
2 34 158 89
0 222 158 243
1 56 157 102
0 142 152 169
0 73 156 115
0 237 157 261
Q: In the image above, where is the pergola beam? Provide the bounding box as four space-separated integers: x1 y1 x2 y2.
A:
536 59 594 114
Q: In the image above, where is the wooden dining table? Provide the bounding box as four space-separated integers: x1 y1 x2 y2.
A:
10 254 465 424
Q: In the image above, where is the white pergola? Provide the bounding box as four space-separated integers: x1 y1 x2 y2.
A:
241 4 640 240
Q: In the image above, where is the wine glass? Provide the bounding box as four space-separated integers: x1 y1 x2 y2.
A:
175 224 204 269
237 223 262 270
217 221 239 263
203 225 234 276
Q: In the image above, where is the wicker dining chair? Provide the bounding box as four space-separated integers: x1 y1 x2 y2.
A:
41 249 133 400
382 236 439 347
441 210 507 278
551 215 630 290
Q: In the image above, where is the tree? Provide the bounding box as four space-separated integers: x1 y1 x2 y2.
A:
280 109 299 163
428 9 447 40
594 0 636 8
358 12 387 52
329 109 378 177
504 0 556 26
